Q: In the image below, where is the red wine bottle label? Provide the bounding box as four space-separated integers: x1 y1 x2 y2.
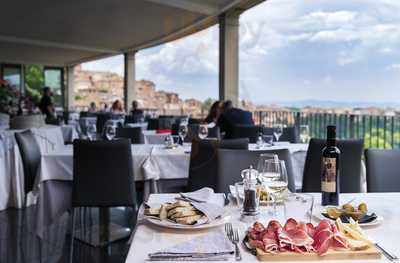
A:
321 157 336 193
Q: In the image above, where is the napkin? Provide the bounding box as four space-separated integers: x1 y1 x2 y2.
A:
142 146 161 180
179 188 224 224
148 230 234 261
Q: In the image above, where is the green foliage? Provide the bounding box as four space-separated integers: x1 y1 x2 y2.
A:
364 128 394 149
24 65 44 104
75 95 82 101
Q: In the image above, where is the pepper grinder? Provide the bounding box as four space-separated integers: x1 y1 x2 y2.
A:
241 165 260 216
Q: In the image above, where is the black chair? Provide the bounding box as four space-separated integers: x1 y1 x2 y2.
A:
302 138 364 193
15 130 41 195
116 127 144 144
96 113 112 135
365 149 400 192
217 148 296 194
147 118 159 130
187 138 249 192
125 114 143 124
231 124 263 143
14 130 42 261
207 126 220 139
70 139 137 260
263 127 299 143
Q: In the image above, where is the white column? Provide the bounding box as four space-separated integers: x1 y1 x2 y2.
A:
66 65 75 110
219 12 240 106
124 51 137 112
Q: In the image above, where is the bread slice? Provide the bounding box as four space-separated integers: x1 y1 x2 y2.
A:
167 206 196 217
170 210 200 219
168 201 191 209
144 207 160 216
175 215 203 225
159 204 169 220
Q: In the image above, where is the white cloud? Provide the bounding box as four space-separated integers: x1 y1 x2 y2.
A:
387 64 400 71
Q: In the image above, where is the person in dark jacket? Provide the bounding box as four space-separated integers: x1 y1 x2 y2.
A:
217 100 254 139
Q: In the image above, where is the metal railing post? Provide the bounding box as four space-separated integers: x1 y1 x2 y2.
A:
349 114 355 139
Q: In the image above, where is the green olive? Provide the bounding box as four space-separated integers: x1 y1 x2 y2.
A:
358 203 367 213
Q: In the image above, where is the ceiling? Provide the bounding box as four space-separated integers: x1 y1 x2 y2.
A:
0 0 262 66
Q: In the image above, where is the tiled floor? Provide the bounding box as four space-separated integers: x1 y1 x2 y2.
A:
0 206 134 263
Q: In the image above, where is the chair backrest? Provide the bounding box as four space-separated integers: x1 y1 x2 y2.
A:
217 148 296 194
72 139 136 208
116 127 144 144
263 127 299 143
231 125 263 143
10 115 45 130
365 149 400 192
302 138 363 193
125 114 143 124
187 138 249 192
147 118 159 130
14 130 41 194
96 113 112 134
207 126 220 139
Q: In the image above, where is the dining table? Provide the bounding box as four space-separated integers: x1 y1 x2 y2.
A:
125 192 400 263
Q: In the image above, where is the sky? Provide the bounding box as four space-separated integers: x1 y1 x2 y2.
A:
82 0 400 106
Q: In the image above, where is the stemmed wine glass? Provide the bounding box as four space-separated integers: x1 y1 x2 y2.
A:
105 123 117 141
300 125 310 143
86 124 97 141
273 124 283 142
257 153 279 182
262 159 289 202
178 121 188 144
198 124 208 140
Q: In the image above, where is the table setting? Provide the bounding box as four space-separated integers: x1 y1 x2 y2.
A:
125 153 399 263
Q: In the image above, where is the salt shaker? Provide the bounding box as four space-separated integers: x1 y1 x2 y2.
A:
241 165 260 216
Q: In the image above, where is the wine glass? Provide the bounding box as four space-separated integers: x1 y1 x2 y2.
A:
262 159 289 200
198 124 208 140
257 154 279 182
273 124 283 142
300 125 310 143
263 135 274 146
178 122 188 143
105 123 116 141
86 124 97 141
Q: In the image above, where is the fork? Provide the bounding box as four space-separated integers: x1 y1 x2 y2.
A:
225 223 242 261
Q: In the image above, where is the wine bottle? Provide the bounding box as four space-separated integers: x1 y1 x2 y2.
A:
321 125 340 206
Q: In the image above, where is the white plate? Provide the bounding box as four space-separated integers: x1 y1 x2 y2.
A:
312 206 384 227
144 214 231 230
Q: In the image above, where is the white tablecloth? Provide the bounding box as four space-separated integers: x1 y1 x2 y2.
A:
39 144 190 183
0 125 67 210
143 130 171 144
126 192 400 263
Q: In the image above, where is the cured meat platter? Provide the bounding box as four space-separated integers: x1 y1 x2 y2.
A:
245 218 381 261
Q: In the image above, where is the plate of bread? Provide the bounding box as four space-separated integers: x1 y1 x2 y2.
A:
144 200 230 229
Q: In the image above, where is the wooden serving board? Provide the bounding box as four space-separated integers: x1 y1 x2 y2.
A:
256 247 381 261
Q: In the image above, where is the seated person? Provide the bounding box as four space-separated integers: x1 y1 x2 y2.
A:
88 102 97 113
130 100 143 116
204 100 222 124
217 100 254 139
111 100 125 114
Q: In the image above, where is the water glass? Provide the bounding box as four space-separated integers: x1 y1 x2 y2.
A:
86 124 97 141
105 124 116 140
198 124 208 140
263 135 273 146
273 124 283 142
300 125 310 143
178 122 188 142
283 193 314 223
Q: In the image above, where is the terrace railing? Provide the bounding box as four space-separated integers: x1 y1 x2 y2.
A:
255 111 400 149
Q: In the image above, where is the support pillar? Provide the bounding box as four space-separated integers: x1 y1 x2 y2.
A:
124 51 137 112
66 65 75 110
219 12 240 106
